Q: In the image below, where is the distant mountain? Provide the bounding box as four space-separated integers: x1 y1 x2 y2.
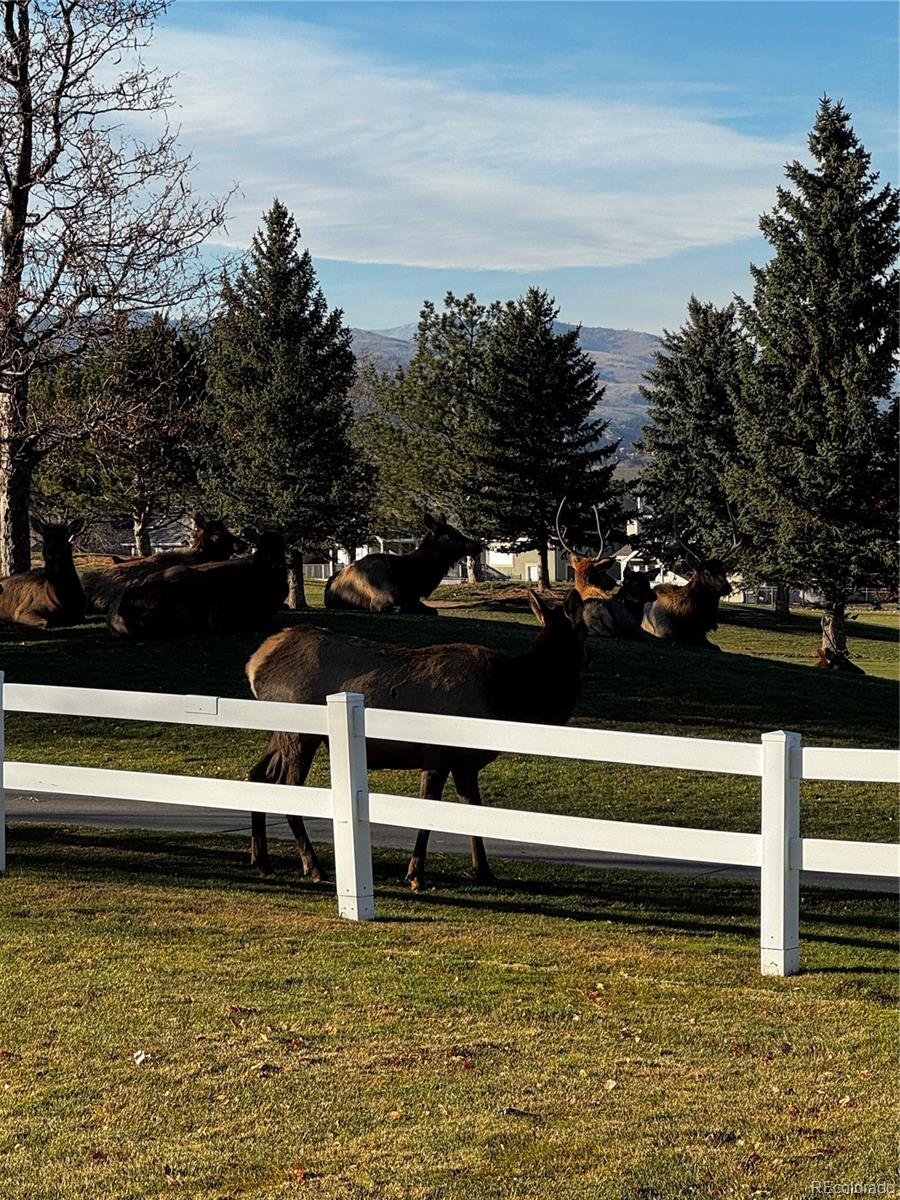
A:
350 320 661 452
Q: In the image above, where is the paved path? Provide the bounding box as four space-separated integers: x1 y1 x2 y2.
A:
5 792 896 893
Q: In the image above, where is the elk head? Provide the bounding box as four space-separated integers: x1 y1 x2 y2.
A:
422 512 482 561
528 586 592 670
193 513 245 557
672 502 741 597
31 516 84 560
555 498 617 598
621 564 658 606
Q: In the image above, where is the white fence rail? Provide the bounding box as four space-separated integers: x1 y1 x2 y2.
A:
0 677 897 976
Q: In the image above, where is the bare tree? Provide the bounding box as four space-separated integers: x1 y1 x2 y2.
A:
0 0 227 573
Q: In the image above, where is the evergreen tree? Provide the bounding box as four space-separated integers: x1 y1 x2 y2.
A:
200 201 366 607
636 297 752 581
33 315 203 554
477 288 619 588
361 293 490 578
734 99 898 656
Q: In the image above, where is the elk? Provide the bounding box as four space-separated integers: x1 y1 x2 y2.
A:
245 588 589 890
81 514 243 614
108 528 288 638
588 565 660 640
324 513 481 614
641 518 740 648
0 517 87 630
815 647 865 674
555 498 617 604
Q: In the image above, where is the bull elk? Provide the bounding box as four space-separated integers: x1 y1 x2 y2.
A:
245 588 589 890
324 514 481 614
641 516 740 648
81 514 243 614
555 498 617 604
0 517 86 630
108 528 288 638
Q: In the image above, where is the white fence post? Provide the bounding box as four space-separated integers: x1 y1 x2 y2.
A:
760 730 801 976
0 671 5 876
326 692 374 921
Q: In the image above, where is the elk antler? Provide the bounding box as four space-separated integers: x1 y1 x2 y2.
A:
554 497 578 558
717 498 743 563
590 505 607 562
672 505 702 567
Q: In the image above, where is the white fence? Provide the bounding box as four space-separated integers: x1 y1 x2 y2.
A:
0 676 897 977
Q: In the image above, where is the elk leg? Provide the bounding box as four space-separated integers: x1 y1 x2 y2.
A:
283 737 326 881
250 811 272 877
405 767 449 892
451 767 496 886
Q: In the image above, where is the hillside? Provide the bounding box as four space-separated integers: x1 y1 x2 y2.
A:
350 321 660 451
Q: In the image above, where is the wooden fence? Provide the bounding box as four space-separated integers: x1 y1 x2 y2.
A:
0 677 897 976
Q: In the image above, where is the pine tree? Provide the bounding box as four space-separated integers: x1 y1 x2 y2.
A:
734 99 898 656
477 288 619 588
200 201 366 607
636 297 748 574
361 293 490 578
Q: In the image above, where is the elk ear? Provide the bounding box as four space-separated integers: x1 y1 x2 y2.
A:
563 588 584 626
30 515 46 537
422 513 437 532
623 565 634 580
527 588 554 625
193 512 208 530
67 517 85 540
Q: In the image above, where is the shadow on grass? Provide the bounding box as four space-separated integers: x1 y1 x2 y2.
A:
3 606 896 748
7 824 897 959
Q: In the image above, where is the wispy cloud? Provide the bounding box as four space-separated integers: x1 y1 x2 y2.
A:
154 18 795 271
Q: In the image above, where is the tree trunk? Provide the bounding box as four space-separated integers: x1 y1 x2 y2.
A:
537 541 550 590
774 584 790 618
0 376 34 575
466 554 481 584
821 599 847 656
132 510 152 557
287 549 308 610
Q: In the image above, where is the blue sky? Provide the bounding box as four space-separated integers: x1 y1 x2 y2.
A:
157 2 898 333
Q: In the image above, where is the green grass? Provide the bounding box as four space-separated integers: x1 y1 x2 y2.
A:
1 598 897 843
0 595 897 1197
0 829 897 1200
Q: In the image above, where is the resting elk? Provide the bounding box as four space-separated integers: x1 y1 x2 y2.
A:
108 528 288 638
0 517 86 630
555 497 654 638
81 514 243 614
324 513 481 614
641 521 740 648
245 588 590 890
555 499 617 611
590 565 660 640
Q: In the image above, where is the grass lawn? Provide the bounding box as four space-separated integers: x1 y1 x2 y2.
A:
0 831 897 1200
0 591 896 1198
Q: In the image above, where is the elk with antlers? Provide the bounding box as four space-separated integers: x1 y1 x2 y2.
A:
641 514 740 648
245 588 590 890
0 517 87 630
324 514 481 614
81 514 244 614
555 497 617 602
108 527 288 638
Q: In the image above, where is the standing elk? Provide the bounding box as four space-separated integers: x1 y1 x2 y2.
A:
108 528 288 638
641 520 740 648
245 588 590 890
324 513 481 614
0 517 86 630
81 514 243 614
